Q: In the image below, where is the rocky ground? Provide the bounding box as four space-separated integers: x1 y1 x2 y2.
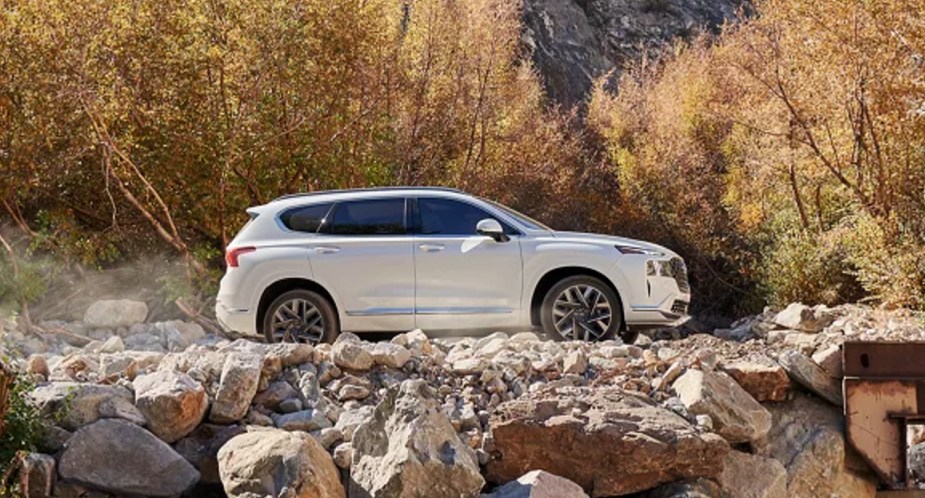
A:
3 300 925 497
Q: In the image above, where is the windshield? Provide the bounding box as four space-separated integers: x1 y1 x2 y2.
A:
483 198 552 231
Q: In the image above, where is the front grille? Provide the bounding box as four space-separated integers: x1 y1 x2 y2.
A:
670 257 690 293
671 300 689 315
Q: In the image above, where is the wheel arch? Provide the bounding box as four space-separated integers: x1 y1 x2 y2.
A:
529 266 625 328
256 278 339 333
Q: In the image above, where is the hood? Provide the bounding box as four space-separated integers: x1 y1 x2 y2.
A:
551 231 677 257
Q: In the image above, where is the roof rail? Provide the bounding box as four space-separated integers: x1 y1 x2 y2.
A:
271 186 465 203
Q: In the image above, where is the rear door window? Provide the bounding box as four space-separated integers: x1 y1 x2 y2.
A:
279 203 334 233
326 198 407 235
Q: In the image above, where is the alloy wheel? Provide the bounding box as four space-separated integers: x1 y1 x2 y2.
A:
269 298 325 344
552 284 612 341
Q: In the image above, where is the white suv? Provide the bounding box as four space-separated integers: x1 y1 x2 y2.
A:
216 187 690 344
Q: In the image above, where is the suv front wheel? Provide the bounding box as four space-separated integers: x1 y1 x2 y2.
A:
262 289 339 344
540 276 624 343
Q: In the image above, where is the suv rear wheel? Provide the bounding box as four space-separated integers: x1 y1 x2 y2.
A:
540 275 624 342
262 289 339 344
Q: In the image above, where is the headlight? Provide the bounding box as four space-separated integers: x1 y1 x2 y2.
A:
615 244 663 256
646 260 674 277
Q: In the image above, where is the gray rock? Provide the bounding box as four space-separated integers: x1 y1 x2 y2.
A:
99 336 124 354
134 370 208 442
331 338 374 370
765 394 876 497
718 451 786 498
333 442 353 469
58 419 199 497
562 350 588 375
30 382 144 431
335 405 376 441
812 344 843 379
252 380 300 411
672 369 772 443
351 380 484 498
84 299 148 328
210 352 262 423
909 442 925 483
273 409 331 431
778 349 843 405
279 398 302 413
218 429 345 498
483 470 589 498
368 341 412 369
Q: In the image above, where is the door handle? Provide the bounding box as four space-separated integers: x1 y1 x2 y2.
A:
418 243 445 253
312 246 340 254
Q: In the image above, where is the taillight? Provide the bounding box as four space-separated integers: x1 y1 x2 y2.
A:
225 246 256 268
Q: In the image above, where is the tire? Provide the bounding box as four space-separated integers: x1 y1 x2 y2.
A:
540 275 623 342
262 289 339 344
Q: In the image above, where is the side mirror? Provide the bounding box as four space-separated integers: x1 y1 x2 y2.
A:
476 218 509 242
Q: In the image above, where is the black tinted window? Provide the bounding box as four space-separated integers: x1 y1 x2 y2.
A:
327 199 406 235
279 203 333 233
418 198 514 235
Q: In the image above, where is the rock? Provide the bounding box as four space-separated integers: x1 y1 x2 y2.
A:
486 387 729 496
218 429 344 498
58 419 199 497
27 355 49 378
335 405 375 441
773 303 833 332
99 335 124 354
315 427 343 449
765 394 876 498
252 380 300 411
338 384 370 401
778 349 843 405
812 344 843 379
267 342 314 367
273 409 331 431
672 369 772 443
133 370 208 442
100 351 163 379
84 299 148 328
351 380 484 498
210 352 262 423
484 470 589 498
333 442 353 469
19 453 55 498
279 398 302 413
174 424 246 484
331 338 374 370
718 451 786 498
562 350 588 375
368 341 412 369
124 332 165 352
452 357 488 375
393 329 432 356
635 479 723 498
722 359 790 402
30 382 144 431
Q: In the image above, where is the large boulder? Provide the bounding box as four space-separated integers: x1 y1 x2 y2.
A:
764 394 876 498
210 352 262 423
484 470 589 498
30 382 145 431
718 451 786 498
134 370 208 442
778 350 843 405
351 380 484 498
218 429 344 498
485 387 729 496
672 369 772 443
58 419 199 497
84 299 148 328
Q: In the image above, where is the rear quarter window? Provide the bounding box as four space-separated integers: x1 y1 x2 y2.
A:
279 203 334 233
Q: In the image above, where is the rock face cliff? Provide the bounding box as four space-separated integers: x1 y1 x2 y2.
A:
521 0 748 107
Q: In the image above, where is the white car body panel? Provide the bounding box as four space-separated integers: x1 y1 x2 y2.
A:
215 188 691 337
